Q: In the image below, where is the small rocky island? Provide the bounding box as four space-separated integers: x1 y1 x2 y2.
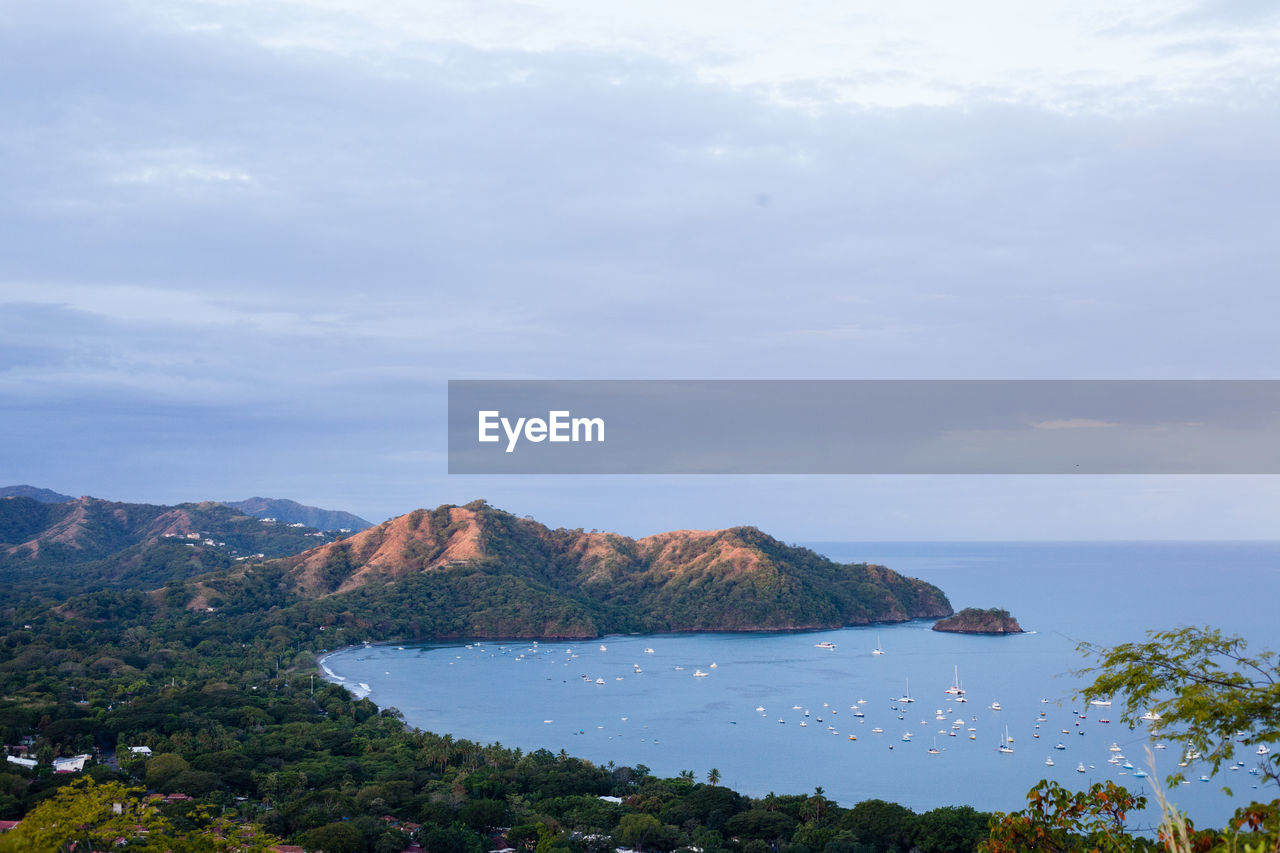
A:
932 607 1024 634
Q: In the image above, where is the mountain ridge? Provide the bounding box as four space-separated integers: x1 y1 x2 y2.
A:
270 500 953 636
223 496 373 532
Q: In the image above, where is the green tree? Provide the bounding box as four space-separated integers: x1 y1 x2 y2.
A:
707 768 721 786
841 799 915 853
1078 626 1280 787
911 805 990 853
617 813 664 853
0 776 278 853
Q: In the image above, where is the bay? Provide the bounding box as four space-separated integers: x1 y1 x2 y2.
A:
321 541 1280 830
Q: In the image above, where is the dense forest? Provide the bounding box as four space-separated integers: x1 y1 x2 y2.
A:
0 495 1274 851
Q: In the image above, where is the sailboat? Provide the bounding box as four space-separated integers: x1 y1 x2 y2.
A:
873 637 885 655
900 677 915 704
944 666 965 696
998 726 1014 754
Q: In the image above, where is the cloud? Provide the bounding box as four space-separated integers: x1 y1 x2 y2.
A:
1032 418 1123 430
2 1 1279 533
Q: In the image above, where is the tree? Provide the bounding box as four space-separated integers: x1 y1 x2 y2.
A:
1077 626 1280 788
980 780 1150 853
707 767 721 786
841 799 915 853
0 776 279 852
617 813 664 852
911 805 990 853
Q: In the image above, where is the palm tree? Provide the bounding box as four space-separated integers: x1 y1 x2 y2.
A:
707 767 721 786
679 770 695 782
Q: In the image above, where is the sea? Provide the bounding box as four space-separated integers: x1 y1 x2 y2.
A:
320 541 1280 832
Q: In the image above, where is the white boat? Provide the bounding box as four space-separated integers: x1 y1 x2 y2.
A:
1090 698 1112 707
1109 743 1122 752
902 732 913 742
599 645 607 651
944 666 965 695
815 641 836 650
1054 742 1066 750
1258 745 1272 755
1140 710 1162 722
644 648 655 654
928 744 941 755
756 705 766 712
873 637 885 655
693 669 709 677
1076 762 1086 773
872 727 884 733
800 721 807 727
1045 757 1055 766
595 678 605 685
990 701 1002 711
998 726 1014 754
900 678 915 704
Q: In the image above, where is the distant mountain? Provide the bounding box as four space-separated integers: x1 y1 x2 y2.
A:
0 484 74 503
224 497 373 532
268 500 952 638
0 495 341 601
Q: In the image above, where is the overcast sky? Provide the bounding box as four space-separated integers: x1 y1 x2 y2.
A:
3 0 1279 539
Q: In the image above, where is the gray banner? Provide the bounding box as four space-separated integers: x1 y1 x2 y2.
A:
447 380 1280 474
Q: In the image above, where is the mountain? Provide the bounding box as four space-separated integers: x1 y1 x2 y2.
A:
0 484 74 502
224 497 373 532
269 500 952 638
0 495 342 601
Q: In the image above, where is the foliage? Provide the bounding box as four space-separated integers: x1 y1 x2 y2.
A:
1078 627 1280 788
0 776 280 852
981 779 1153 853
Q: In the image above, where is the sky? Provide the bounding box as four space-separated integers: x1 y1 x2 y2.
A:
2 0 1279 540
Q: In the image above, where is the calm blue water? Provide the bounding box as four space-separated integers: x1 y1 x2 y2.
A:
322 542 1280 830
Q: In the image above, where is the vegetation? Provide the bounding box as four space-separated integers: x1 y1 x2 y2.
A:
931 608 1022 635
1 494 1276 851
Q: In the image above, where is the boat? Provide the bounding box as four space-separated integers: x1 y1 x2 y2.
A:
999 726 1014 754
1055 742 1066 750
1140 710 1162 722
1045 757 1054 766
1076 762 1086 773
756 706 766 712
800 721 807 727
871 727 883 734
1258 745 1272 755
1109 743 1122 752
900 678 915 704
815 642 836 650
710 662 718 668
990 701 1002 711
1089 698 1112 707
595 678 605 685
928 743 941 755
644 648 655 654
693 669 709 677
873 637 885 655
944 666 965 696
599 645 607 651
